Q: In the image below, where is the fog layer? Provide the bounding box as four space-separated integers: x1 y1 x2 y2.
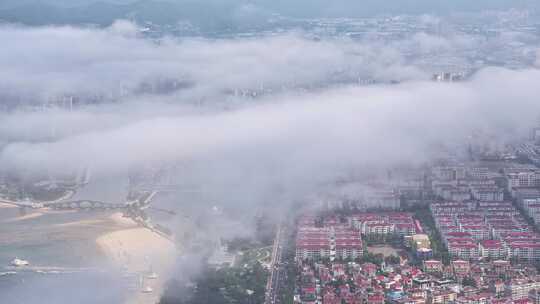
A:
0 22 539 201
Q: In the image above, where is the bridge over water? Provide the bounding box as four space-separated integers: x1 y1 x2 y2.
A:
44 200 126 210
2 190 163 212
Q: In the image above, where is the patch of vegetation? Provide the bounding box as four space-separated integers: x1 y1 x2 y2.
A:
160 262 268 304
363 233 402 246
462 276 477 288
235 247 271 268
357 252 384 266
255 214 277 246
384 255 401 265
227 237 259 252
413 207 450 265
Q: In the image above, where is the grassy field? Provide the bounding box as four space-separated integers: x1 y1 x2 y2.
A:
235 246 272 268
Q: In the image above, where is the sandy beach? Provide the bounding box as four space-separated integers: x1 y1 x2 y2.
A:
96 213 177 304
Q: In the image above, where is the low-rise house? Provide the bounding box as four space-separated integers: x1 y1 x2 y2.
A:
424 260 444 273
452 260 471 277
506 279 540 300
479 240 506 259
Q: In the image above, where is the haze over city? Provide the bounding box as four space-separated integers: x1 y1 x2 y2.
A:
1 1 540 304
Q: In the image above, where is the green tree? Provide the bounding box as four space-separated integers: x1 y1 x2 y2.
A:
462 276 477 288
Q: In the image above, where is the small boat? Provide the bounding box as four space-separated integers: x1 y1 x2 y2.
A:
141 286 153 293
146 266 158 279
139 274 153 293
10 258 29 267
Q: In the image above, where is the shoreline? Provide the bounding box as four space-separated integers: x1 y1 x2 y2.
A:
95 213 178 304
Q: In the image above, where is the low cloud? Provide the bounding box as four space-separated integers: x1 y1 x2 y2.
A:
2 68 540 192
0 21 429 106
0 21 539 203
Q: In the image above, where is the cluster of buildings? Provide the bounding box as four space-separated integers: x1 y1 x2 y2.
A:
503 166 540 229
295 260 403 304
291 137 540 304
423 259 540 304
295 212 424 262
424 259 540 303
432 72 466 82
296 215 364 261
521 198 540 227
294 250 540 304
431 201 540 261
319 186 402 211
349 212 420 238
431 166 505 203
292 193 540 303
425 160 540 262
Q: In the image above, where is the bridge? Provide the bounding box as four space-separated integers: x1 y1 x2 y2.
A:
40 190 161 211
131 184 202 193
44 200 126 210
2 190 172 214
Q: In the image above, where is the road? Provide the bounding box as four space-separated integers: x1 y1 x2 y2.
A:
265 224 285 304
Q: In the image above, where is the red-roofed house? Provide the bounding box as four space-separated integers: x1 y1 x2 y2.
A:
479 240 506 259
423 260 443 273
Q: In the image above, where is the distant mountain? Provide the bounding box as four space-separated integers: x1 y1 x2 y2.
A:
260 0 540 18
0 0 538 28
0 0 252 29
0 0 136 10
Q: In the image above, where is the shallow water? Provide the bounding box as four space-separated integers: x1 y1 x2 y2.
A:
0 183 203 303
0 207 130 303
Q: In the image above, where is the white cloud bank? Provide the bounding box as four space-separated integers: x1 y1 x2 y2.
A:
0 22 430 103
0 21 539 200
